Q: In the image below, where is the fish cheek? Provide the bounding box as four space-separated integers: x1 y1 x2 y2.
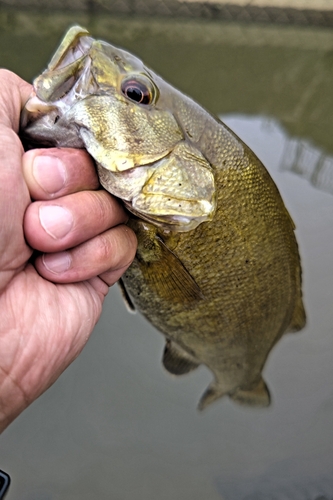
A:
70 95 183 172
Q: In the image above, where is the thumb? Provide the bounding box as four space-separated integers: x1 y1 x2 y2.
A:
0 70 32 290
0 69 32 131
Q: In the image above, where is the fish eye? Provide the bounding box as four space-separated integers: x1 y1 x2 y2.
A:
121 77 154 105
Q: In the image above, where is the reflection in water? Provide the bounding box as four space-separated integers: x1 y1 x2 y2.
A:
224 113 333 197
281 137 333 196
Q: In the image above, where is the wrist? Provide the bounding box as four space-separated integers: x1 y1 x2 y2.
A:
0 374 29 433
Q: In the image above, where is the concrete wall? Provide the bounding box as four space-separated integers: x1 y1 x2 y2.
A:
1 0 333 27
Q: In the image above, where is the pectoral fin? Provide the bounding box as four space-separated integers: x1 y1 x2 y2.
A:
139 236 204 304
162 340 199 375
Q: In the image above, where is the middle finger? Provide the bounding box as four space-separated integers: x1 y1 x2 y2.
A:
24 189 128 253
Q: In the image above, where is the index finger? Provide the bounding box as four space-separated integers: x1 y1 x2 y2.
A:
22 148 100 200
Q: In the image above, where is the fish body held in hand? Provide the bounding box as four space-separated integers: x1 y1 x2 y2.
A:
21 26 306 409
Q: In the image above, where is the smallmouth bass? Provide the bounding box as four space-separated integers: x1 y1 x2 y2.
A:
21 26 306 409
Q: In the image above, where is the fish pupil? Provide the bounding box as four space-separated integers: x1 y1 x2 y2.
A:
127 86 144 102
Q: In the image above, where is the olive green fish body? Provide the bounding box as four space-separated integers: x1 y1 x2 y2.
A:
122 109 304 408
21 27 305 409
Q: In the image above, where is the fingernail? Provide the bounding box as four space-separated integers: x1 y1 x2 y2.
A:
39 205 73 239
33 155 66 194
42 252 71 273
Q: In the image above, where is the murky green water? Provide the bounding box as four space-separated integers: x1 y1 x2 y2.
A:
0 8 333 500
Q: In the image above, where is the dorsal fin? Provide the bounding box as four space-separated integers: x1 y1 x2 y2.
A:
287 268 306 333
162 340 199 375
288 295 306 332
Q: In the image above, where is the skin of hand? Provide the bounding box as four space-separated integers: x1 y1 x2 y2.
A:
0 69 137 433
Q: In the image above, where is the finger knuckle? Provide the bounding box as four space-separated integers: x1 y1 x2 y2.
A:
95 233 113 265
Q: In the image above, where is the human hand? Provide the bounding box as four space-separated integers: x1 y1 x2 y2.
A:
0 70 137 432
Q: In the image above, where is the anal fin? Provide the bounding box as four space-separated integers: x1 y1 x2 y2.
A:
162 340 199 375
198 382 227 411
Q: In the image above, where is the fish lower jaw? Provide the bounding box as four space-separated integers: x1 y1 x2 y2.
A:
20 94 59 131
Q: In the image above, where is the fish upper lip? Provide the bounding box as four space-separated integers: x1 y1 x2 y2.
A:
55 35 93 70
47 26 92 71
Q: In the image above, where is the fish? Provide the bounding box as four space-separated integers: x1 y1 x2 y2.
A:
20 26 306 410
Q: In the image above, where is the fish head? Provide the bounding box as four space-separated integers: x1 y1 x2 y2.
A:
21 26 216 231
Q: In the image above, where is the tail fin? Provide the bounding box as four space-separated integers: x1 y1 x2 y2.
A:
230 377 271 407
198 377 271 410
